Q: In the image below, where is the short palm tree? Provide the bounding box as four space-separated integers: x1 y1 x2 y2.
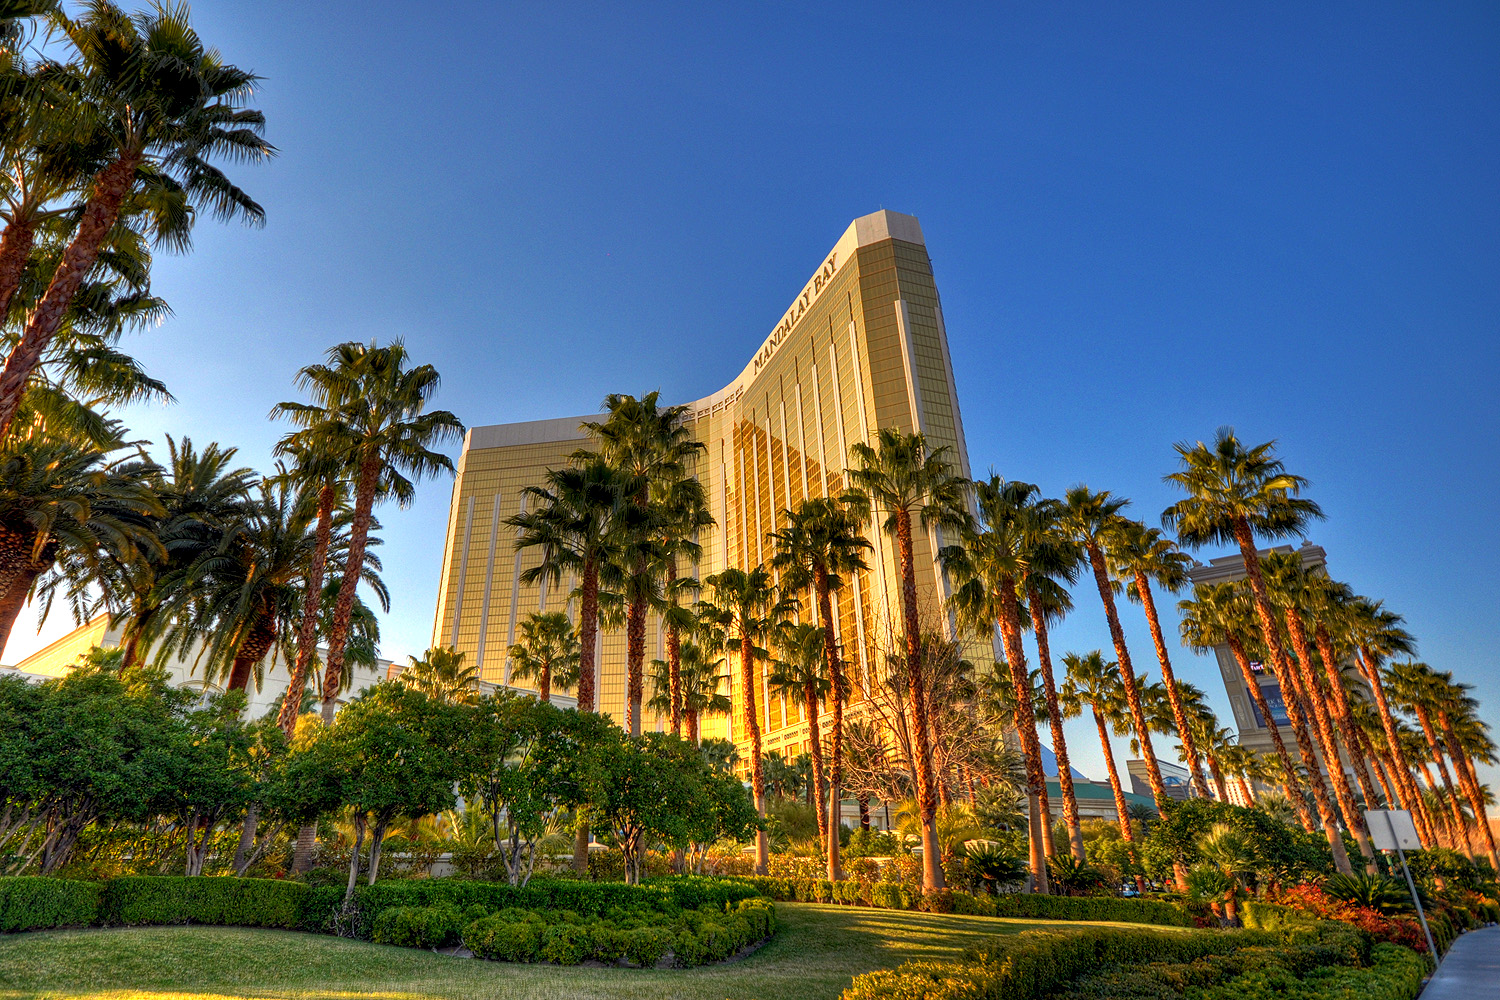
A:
1215 740 1259 806
0 1 275 440
510 458 639 715
400 646 480 705
1106 520 1210 799
1196 823 1254 925
507 611 579 704
1161 428 1350 874
768 491 871 880
697 565 796 874
769 621 833 847
648 638 729 744
1059 651 1141 863
848 428 970 893
276 340 463 724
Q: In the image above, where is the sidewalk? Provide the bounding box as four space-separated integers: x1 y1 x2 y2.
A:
1421 926 1500 999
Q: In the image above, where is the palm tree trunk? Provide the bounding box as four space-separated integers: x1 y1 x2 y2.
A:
1224 632 1314 830
1229 522 1351 874
1085 543 1169 809
1236 774 1256 806
895 509 943 891
0 217 36 324
0 563 36 658
1028 591 1085 861
1204 751 1230 803
1356 647 1436 846
1440 710 1500 870
1367 742 1397 809
539 660 551 704
805 679 829 850
1310 622 1380 808
666 560 683 735
0 152 142 442
576 557 599 713
280 483 335 735
1092 706 1139 857
1135 571 1210 798
815 566 846 881
687 707 699 745
1283 610 1375 869
1413 704 1474 858
997 581 1050 892
742 629 769 875
226 611 277 693
321 453 381 724
626 587 646 736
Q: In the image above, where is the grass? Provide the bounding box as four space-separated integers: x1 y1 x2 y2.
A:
0 902 1174 1000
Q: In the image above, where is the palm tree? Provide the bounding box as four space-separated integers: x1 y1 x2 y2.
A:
1260 552 1376 869
277 341 463 724
768 621 833 847
398 646 480 705
1019 494 1089 863
649 638 729 744
654 476 713 735
577 391 705 736
1197 824 1255 925
1430 675 1500 870
848 428 970 893
1063 486 1175 822
768 491 871 879
1178 581 1312 827
511 458 639 715
0 1 274 440
1216 740 1259 805
1161 429 1351 874
943 475 1053 890
1059 651 1142 869
1105 520 1211 799
507 611 579 704
698 565 796 874
1385 661 1476 859
1302 576 1385 811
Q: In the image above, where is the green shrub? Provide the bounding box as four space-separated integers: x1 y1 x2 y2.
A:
540 923 592 965
625 926 673 967
0 877 101 932
99 876 312 929
464 915 541 962
871 883 911 910
591 923 631 964
370 904 463 949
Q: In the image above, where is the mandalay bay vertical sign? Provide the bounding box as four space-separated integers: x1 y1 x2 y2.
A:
752 251 840 372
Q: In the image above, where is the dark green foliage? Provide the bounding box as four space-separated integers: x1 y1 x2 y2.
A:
464 915 541 962
624 926 674 967
98 875 319 929
1146 799 1332 888
0 877 101 931
964 843 1030 890
369 903 464 949
540 922 592 964
1323 873 1417 915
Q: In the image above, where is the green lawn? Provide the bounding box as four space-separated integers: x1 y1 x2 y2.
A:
0 902 1168 1000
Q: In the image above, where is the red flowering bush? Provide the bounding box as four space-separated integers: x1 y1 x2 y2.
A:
1270 883 1429 951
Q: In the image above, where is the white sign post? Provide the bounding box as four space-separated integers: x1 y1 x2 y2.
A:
1364 809 1439 960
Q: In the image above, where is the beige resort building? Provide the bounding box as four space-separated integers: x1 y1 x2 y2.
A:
432 210 981 768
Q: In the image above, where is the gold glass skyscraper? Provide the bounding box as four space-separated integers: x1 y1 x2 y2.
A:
432 210 975 762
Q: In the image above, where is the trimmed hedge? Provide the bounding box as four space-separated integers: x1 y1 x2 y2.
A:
0 877 101 932
98 876 331 930
736 875 1193 927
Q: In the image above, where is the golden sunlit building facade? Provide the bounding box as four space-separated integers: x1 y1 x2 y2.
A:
431 210 976 763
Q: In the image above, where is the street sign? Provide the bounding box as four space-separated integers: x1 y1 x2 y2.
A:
1365 809 1422 851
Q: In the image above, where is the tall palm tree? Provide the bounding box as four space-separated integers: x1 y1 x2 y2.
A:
507 610 579 704
768 491 871 879
1260 553 1376 868
698 565 796 874
943 475 1053 890
398 646 480 705
511 458 638 716
1385 661 1476 859
0 1 274 440
1161 429 1351 874
277 341 462 724
577 391 705 736
649 638 729 744
1059 651 1142 867
1178 581 1313 827
1105 520 1210 799
769 622 833 847
848 428 970 893
1431 676 1499 870
1063 487 1176 824
654 476 713 735
1302 576 1384 810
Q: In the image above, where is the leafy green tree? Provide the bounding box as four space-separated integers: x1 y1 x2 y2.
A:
325 682 462 901
159 690 255 875
277 341 463 724
507 611 579 704
0 0 275 440
1162 428 1350 875
849 428 970 892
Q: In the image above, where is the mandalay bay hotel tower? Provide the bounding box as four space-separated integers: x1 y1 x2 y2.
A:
432 210 977 767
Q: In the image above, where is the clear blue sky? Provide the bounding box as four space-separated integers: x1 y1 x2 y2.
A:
8 2 1498 788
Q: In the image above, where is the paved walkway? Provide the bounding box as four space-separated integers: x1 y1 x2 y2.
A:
1421 926 1500 999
